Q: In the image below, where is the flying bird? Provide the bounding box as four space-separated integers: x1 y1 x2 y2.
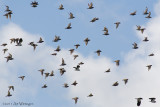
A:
31 1 38 7
2 48 8 54
59 68 66 76
44 73 50 79
136 98 143 106
4 11 12 19
53 36 61 42
78 62 84 65
114 22 120 29
148 53 154 56
69 49 74 55
149 98 156 103
6 91 12 97
74 44 80 49
60 58 66 66
95 49 102 56
51 53 57 56
143 37 149 42
145 12 151 18
5 53 14 62
90 17 99 22
72 97 79 104
140 28 146 34
143 7 148 15
73 65 80 71
123 79 128 85
112 81 119 86
71 81 78 86
105 68 110 73
54 46 61 52
84 38 90 45
88 2 94 9
37 37 44 43
8 86 14 91
132 42 138 49
38 69 45 76
18 76 25 81
68 12 75 19
49 71 54 76
136 25 141 30
59 4 64 10
1 43 7 47
42 84 47 88
63 83 69 88
114 60 120 66
146 65 152 71
130 11 136 15
65 23 72 29
73 55 79 60
103 28 109 35
87 93 93 97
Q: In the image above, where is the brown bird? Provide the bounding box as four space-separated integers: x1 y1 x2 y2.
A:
31 1 38 7
105 68 110 73
145 12 151 18
50 70 54 76
73 65 80 71
143 37 149 42
51 53 57 56
73 55 79 60
54 46 61 52
5 53 14 62
148 53 154 56
95 49 102 56
5 6 11 12
90 17 99 22
146 65 152 71
136 98 143 106
68 12 75 19
123 79 128 85
74 44 80 49
88 2 94 9
65 23 72 29
53 35 61 42
37 37 44 43
60 58 66 66
10 38 16 44
87 93 93 97
140 28 146 34
103 28 109 35
114 60 120 66
1 43 7 46
44 73 50 79
136 25 141 30
114 22 120 29
78 62 84 65
63 83 69 88
103 26 108 31
59 4 64 10
71 81 78 86
72 97 79 104
69 49 74 55
32 43 38 51
112 81 119 86
42 84 47 88
84 38 90 45
2 48 8 54
143 7 148 15
38 69 45 76
4 11 12 19
6 91 12 97
132 42 138 49
18 76 25 81
8 86 14 91
15 38 23 46
130 11 136 15
59 68 66 76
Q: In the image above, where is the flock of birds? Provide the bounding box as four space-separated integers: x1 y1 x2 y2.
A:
1 1 157 106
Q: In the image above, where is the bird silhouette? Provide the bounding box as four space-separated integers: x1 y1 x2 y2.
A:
95 49 102 56
136 98 143 106
149 98 156 103
65 23 72 29
42 84 47 88
123 79 128 84
84 38 90 45
88 2 94 9
5 53 14 62
37 37 44 43
114 22 120 29
112 81 119 86
130 11 136 15
72 97 79 104
71 81 78 86
114 60 120 66
59 4 64 10
146 65 152 71
18 76 25 81
68 12 75 19
132 42 138 49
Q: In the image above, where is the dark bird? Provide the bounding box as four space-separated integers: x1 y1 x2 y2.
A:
136 25 141 30
5 6 11 12
50 70 54 76
148 53 154 56
145 12 151 18
140 28 146 34
42 84 47 88
60 58 66 66
2 48 8 54
18 76 25 81
37 37 44 43
5 53 14 62
71 81 78 86
103 28 109 35
53 35 61 42
59 4 64 10
74 44 80 49
69 49 74 55
15 38 23 46
143 7 148 15
6 91 12 97
68 12 75 19
114 22 120 29
105 68 110 73
73 55 79 60
90 17 99 22
54 46 61 52
114 60 120 66
130 11 136 16
136 98 143 106
132 42 138 49
10 38 16 44
38 69 45 76
59 68 66 76
87 93 93 97
44 73 50 79
149 98 156 103
78 62 84 65
95 49 102 56
1 43 7 46
32 43 38 51
123 79 128 84
84 38 90 45
51 53 57 56
8 86 14 91
65 23 72 29
63 83 69 88
103 26 108 31
72 97 79 104
143 37 149 42
146 65 152 71
31 1 38 7
88 2 94 9
73 65 80 71
112 81 119 86
4 11 12 19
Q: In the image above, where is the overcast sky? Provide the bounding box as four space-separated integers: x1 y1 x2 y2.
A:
0 0 160 107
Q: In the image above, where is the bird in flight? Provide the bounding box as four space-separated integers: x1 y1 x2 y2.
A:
95 49 102 56
65 23 72 29
112 81 119 86
84 38 90 45
132 42 138 49
114 22 120 29
18 76 25 81
42 84 47 88
135 98 143 106
31 1 38 7
5 53 14 62
130 11 136 16
122 79 128 85
72 97 79 104
149 98 156 103
68 12 75 19
87 93 93 97
146 65 152 71
37 37 44 43
114 60 120 66
88 2 94 9
59 4 64 10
